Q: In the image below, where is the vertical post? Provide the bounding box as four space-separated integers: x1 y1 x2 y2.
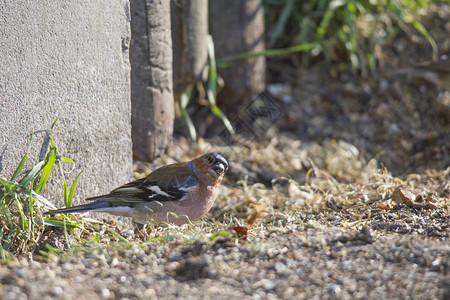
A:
130 0 175 162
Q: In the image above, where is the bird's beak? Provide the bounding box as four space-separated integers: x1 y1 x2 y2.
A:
212 163 226 175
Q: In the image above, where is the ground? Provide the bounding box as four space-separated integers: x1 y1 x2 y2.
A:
1 5 449 300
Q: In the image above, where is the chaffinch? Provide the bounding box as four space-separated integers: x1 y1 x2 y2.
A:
45 152 228 225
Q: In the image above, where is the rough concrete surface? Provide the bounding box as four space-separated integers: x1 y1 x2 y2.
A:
0 1 133 207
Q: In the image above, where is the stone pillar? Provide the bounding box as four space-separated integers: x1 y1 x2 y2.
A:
171 0 209 98
209 0 266 114
130 0 175 162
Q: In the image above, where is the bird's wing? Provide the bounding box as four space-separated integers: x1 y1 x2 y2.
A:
86 162 198 204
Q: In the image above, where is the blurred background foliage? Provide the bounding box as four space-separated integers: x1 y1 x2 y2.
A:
263 0 446 75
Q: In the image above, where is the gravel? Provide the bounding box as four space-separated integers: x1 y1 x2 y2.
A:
1 225 448 299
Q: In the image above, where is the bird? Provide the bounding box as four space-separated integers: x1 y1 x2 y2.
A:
44 152 228 225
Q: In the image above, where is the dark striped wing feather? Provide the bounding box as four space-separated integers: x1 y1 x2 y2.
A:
86 162 199 205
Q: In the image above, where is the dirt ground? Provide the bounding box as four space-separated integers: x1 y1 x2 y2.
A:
1 5 449 300
0 225 448 299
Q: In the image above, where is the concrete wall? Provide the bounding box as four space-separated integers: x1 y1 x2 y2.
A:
0 1 132 208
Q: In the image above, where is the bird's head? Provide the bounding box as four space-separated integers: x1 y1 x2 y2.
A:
192 152 228 186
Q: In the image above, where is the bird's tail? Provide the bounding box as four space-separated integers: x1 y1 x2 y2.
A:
44 200 110 216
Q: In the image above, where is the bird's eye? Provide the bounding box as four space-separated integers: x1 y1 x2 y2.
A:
207 155 215 164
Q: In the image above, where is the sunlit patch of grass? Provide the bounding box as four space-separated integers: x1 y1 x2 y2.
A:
0 119 82 260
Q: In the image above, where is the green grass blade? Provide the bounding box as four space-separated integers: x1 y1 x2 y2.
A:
180 86 197 142
10 134 34 182
31 191 56 209
44 243 63 256
217 43 318 65
36 147 56 193
94 233 100 243
181 110 197 143
60 157 75 173
63 180 68 209
210 230 230 241
1 177 18 206
402 13 438 60
180 85 192 110
317 1 341 37
268 0 295 48
206 35 236 138
18 161 45 187
5 177 57 209
0 177 15 190
28 181 35 239
105 227 130 244
210 104 235 136
206 35 217 104
14 194 27 232
63 219 71 248
0 228 13 261
38 218 82 229
67 171 83 208
57 158 68 207
49 118 59 148
0 192 14 218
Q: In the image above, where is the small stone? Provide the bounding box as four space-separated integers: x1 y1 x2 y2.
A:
101 288 110 298
110 257 119 267
254 279 276 291
274 262 287 274
52 286 63 295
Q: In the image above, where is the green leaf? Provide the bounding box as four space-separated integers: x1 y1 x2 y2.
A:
105 227 130 244
217 43 317 65
1 178 18 206
60 157 75 166
180 86 192 110
38 218 82 229
31 191 56 209
402 13 438 60
67 171 83 208
28 181 35 237
0 228 13 261
210 104 235 137
0 177 15 190
268 0 295 48
63 180 68 209
210 230 230 241
10 134 34 182
13 194 27 231
36 148 56 193
180 87 197 142
206 35 236 138
44 243 63 256
317 3 338 37
94 233 100 243
18 161 45 187
206 35 217 104
49 118 59 148
1 175 56 209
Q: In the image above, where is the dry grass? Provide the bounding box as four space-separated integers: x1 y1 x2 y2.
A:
112 133 449 249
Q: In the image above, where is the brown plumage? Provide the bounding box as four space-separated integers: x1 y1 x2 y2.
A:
45 153 228 225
